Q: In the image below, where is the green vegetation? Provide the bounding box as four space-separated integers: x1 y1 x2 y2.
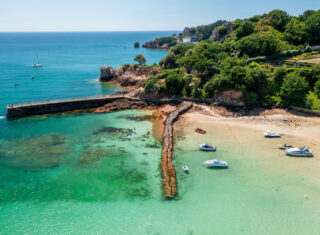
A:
143 9 320 110
134 54 147 65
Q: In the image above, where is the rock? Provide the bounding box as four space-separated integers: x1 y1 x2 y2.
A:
210 22 233 41
100 64 162 90
95 99 148 113
99 66 116 82
215 89 244 106
134 42 140 48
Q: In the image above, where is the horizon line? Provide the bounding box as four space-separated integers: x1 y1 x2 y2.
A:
0 30 182 33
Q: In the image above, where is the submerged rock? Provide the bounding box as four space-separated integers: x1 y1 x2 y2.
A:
0 133 70 171
77 145 124 167
92 126 131 135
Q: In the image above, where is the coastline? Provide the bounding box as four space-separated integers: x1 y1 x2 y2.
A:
175 104 320 148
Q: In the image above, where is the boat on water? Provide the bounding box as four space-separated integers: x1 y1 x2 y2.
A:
195 128 206 134
32 63 42 67
14 83 19 86
278 144 293 150
285 146 313 157
198 143 216 151
264 130 281 138
203 159 228 168
182 165 189 172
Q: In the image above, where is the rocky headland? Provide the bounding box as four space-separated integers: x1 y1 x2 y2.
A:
99 64 162 89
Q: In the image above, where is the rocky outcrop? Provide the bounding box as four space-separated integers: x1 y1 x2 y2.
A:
142 42 170 50
209 22 233 41
99 66 115 82
95 98 149 113
161 102 193 199
215 90 244 106
99 64 162 89
134 42 140 48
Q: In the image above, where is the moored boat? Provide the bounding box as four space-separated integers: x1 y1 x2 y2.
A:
182 165 189 172
203 159 228 168
198 143 216 151
285 146 313 157
195 128 206 134
278 144 293 150
264 130 281 138
32 63 43 67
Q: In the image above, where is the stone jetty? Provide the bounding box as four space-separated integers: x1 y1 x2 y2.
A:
161 102 193 199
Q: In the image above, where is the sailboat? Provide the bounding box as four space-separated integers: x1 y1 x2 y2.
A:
32 55 43 67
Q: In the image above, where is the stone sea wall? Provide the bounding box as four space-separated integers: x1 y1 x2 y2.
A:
161 102 193 199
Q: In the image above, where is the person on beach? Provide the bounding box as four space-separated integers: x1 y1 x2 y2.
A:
127 134 132 141
132 128 136 134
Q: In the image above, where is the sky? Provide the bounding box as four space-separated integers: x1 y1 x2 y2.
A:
0 0 319 32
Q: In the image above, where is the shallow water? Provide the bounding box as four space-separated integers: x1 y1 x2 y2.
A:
1 114 320 234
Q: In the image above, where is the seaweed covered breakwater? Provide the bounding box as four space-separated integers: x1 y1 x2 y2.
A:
6 95 180 119
161 102 193 199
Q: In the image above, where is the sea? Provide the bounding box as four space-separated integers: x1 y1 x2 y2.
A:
0 32 320 234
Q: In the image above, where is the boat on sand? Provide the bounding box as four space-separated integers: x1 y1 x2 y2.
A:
285 146 313 157
195 128 206 134
264 130 281 138
278 144 293 150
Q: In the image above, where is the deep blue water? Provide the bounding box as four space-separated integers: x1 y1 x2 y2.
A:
0 31 176 115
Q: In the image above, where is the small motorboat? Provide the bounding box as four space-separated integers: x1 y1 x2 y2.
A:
198 143 216 151
203 159 228 168
182 165 189 173
264 130 281 138
195 128 206 134
278 144 293 150
14 83 19 86
32 63 42 67
285 146 313 157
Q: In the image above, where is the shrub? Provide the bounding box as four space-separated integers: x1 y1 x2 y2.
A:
279 73 309 107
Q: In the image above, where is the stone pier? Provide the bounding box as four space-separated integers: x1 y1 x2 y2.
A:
161 102 193 199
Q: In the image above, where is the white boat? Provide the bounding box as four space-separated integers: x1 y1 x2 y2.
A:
203 159 228 168
264 130 281 138
182 165 189 172
285 146 313 157
32 63 42 67
198 143 216 151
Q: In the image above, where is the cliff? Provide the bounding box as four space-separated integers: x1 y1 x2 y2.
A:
99 64 162 89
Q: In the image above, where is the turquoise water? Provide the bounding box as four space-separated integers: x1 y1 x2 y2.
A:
1 32 320 234
0 31 174 115
1 115 320 234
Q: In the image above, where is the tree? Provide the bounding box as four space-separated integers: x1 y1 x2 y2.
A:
217 25 228 38
233 19 242 30
314 80 320 98
284 19 309 45
305 11 320 44
279 73 309 107
237 33 280 57
236 20 255 38
268 9 290 32
143 76 158 93
134 54 147 65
